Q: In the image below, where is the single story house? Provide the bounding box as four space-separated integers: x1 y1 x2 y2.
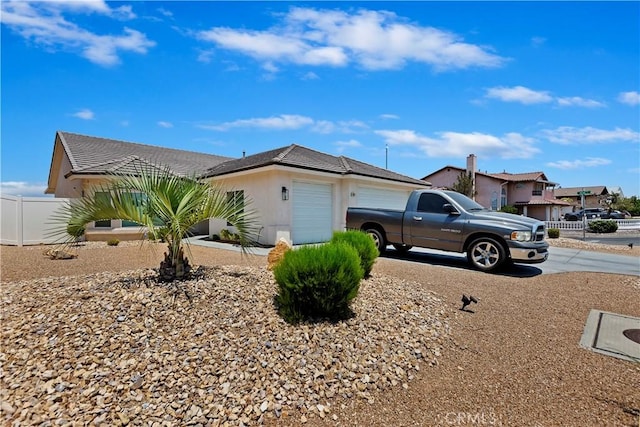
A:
422 154 571 221
46 131 429 245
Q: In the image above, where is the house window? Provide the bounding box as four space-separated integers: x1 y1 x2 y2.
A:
94 192 111 228
122 193 147 227
226 190 244 226
501 188 507 208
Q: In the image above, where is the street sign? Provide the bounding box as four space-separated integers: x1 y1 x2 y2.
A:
577 190 591 195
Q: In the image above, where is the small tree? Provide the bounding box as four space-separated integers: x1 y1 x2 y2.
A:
51 167 258 282
451 171 475 198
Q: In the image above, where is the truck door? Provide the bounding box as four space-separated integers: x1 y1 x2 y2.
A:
405 193 464 251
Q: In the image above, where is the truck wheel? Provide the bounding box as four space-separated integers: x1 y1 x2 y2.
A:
392 243 412 254
365 228 386 253
467 237 506 272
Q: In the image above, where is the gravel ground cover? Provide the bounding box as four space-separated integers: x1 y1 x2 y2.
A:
1 239 639 426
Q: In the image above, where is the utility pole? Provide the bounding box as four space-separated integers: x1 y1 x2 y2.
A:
385 144 388 169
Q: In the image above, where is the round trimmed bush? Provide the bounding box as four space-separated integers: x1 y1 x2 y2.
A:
587 220 618 233
273 243 363 324
547 228 560 239
330 230 379 277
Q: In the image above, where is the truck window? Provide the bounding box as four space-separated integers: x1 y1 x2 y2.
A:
417 194 448 213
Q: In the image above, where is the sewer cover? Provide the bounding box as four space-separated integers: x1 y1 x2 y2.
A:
580 310 640 362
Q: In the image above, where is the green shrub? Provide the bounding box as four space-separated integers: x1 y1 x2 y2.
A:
148 226 169 242
273 243 363 324
219 229 232 241
499 205 518 214
587 220 618 233
107 238 120 246
547 228 560 239
210 234 220 241
330 230 378 277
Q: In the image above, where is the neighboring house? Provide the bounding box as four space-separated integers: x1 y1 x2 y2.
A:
553 186 611 210
46 131 429 245
422 154 570 221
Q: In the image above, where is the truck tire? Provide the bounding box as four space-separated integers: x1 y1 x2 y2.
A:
392 243 413 254
364 228 386 253
467 237 507 272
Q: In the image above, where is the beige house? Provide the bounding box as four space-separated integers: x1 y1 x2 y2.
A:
46 131 429 245
422 154 570 221
553 186 611 210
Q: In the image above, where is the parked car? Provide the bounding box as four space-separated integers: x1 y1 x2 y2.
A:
601 210 627 219
564 208 606 221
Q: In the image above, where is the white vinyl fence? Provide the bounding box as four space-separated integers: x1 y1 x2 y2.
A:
545 219 640 231
1 194 70 246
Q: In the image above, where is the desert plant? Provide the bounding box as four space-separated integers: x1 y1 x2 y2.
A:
66 222 85 240
587 220 618 233
107 238 120 246
210 234 220 241
219 229 232 241
330 230 378 277
51 167 258 282
547 228 560 239
273 243 363 324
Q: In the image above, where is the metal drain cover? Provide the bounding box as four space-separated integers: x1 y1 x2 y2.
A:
580 310 640 362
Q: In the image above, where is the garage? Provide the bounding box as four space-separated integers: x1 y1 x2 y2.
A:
291 181 333 244
357 187 410 210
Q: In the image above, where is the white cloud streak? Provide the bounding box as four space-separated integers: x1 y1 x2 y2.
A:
197 7 505 72
1 0 154 66
541 126 640 145
0 181 48 196
546 157 612 170
199 114 368 134
485 86 603 108
334 139 362 153
618 91 640 106
157 121 173 128
73 108 94 120
375 129 539 159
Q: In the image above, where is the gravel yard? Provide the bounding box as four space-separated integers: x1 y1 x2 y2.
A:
1 239 639 426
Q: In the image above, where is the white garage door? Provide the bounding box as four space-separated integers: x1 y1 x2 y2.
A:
357 187 409 210
292 181 333 244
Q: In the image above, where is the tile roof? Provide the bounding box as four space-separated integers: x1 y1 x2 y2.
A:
201 144 428 186
514 198 573 206
489 171 550 182
58 131 231 177
56 133 428 186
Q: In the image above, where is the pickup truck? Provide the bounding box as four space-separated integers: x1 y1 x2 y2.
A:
346 189 549 272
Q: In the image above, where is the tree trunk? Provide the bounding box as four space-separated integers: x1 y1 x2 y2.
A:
158 245 191 282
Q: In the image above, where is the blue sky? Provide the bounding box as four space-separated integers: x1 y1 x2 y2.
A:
2 1 639 198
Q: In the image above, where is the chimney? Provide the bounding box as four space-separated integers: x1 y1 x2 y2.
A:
466 154 477 200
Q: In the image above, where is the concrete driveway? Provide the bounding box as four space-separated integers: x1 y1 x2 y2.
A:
379 246 640 277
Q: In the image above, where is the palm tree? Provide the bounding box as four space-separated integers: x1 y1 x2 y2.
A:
53 167 259 282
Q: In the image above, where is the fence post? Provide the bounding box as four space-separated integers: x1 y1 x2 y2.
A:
16 196 24 247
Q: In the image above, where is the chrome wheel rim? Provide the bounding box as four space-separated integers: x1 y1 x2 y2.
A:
471 241 500 268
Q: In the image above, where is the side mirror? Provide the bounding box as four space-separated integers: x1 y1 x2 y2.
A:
443 203 459 214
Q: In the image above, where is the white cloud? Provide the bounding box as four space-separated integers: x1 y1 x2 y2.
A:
531 36 546 47
335 139 362 153
73 108 94 120
301 71 319 80
618 91 640 106
0 181 48 196
379 114 399 120
201 114 314 131
485 86 553 104
197 7 505 72
157 121 173 128
199 114 368 134
546 157 612 170
375 129 539 159
1 0 154 66
157 7 173 18
541 126 640 145
556 97 605 108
